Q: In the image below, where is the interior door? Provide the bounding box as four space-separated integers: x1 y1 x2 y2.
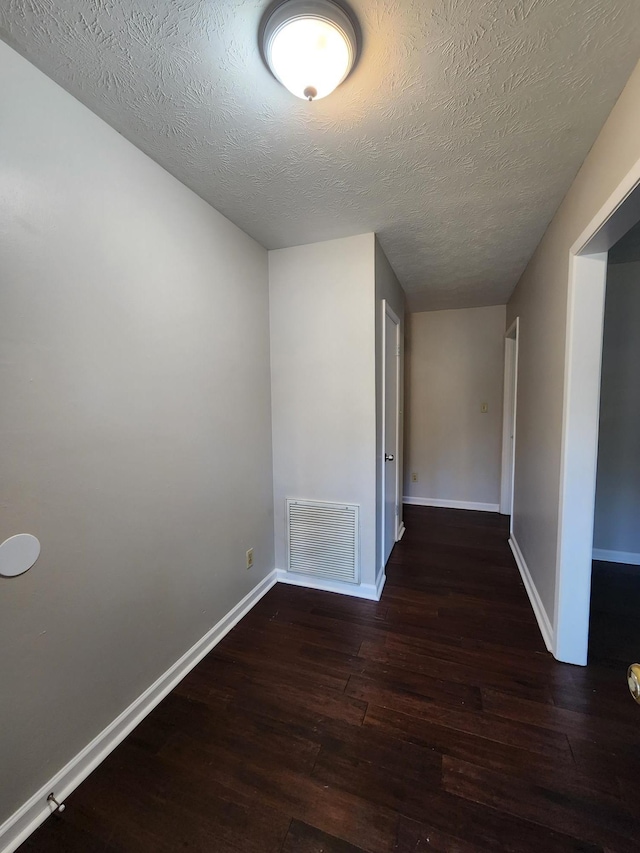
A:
383 303 400 565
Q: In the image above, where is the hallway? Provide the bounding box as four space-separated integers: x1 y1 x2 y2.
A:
21 506 640 852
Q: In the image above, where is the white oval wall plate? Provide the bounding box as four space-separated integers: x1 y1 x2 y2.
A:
0 534 41 577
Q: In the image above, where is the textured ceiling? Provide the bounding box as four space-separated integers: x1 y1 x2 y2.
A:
2 1 640 310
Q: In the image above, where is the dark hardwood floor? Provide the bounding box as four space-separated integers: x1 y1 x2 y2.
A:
590 559 640 668
20 506 640 852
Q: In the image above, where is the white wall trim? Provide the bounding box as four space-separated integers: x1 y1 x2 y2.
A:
275 568 383 601
500 318 519 523
397 522 406 541
509 536 553 653
593 548 640 566
0 570 278 853
403 496 499 513
380 298 401 570
554 252 608 666
3 562 391 853
554 152 640 666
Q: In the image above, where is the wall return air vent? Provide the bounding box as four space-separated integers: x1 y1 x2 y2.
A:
286 499 360 584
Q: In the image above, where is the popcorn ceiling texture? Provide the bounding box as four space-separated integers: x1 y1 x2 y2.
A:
2 0 640 310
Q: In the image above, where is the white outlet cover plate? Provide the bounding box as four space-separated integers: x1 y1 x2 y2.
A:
0 534 41 577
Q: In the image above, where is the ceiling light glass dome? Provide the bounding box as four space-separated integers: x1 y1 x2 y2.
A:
262 0 358 101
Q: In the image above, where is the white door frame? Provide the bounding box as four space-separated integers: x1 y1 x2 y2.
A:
500 318 519 526
554 157 640 665
381 300 401 570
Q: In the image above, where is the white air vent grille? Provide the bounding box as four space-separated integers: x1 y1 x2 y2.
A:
286 499 360 584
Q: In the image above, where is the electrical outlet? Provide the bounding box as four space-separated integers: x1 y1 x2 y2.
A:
411 472 418 482
246 548 254 570
481 403 488 413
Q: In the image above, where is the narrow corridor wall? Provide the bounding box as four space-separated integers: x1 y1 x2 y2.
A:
0 41 274 824
404 305 506 510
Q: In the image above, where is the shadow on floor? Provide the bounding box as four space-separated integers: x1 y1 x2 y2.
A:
589 560 640 668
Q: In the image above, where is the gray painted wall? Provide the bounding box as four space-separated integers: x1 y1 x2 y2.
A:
593 261 640 557
507 57 640 626
269 235 378 588
374 239 406 578
0 42 274 822
404 306 506 507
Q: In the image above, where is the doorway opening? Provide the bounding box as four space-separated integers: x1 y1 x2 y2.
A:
555 164 640 665
588 230 640 666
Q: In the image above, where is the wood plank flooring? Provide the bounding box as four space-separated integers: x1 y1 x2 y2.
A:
19 506 640 852
590 559 640 667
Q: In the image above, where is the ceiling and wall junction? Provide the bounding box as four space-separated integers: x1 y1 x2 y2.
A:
2 0 640 309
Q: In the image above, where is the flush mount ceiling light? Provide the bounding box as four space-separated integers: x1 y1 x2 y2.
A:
261 0 358 101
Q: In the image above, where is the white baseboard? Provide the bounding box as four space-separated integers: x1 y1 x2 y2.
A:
275 569 383 601
2 564 389 852
508 536 553 652
403 496 500 513
0 570 278 853
397 522 406 540
592 548 640 566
